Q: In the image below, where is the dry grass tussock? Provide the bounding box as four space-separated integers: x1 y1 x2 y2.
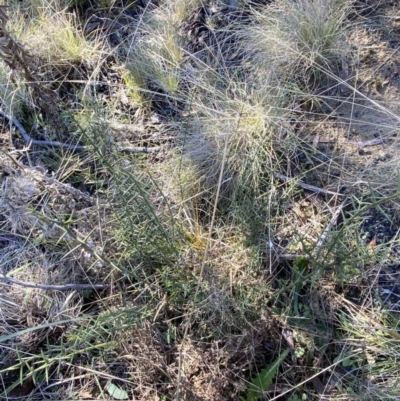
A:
1 0 400 400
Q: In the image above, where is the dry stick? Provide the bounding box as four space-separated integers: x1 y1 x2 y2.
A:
0 147 101 207
314 196 350 257
347 138 384 147
274 173 344 197
274 174 346 261
0 274 107 291
268 350 364 401
0 109 164 153
118 145 163 153
0 109 86 151
0 296 20 308
278 253 304 261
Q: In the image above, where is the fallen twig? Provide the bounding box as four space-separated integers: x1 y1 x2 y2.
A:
307 135 335 144
314 196 350 256
0 150 99 204
0 296 20 308
118 145 164 153
311 376 330 401
278 253 305 261
0 274 107 291
348 138 384 147
0 109 165 153
0 109 86 151
282 328 296 364
274 173 344 197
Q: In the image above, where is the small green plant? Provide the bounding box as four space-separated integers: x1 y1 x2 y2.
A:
241 349 290 401
105 382 129 400
120 64 149 108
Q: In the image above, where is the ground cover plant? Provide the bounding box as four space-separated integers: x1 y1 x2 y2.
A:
1 0 400 399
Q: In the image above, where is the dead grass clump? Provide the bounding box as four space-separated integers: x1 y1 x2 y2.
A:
32 11 103 67
180 81 287 198
0 245 85 397
11 0 104 70
0 161 40 235
87 315 284 400
0 154 100 248
242 0 351 89
0 5 64 129
123 1 187 102
333 295 400 400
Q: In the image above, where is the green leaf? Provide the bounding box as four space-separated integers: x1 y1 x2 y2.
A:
105 382 129 400
341 356 354 367
295 347 305 358
294 256 309 273
246 349 289 401
288 395 302 401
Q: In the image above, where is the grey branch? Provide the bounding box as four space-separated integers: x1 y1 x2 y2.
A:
0 296 20 308
0 109 164 153
0 109 86 151
274 173 344 197
0 274 107 291
314 196 350 256
118 145 163 153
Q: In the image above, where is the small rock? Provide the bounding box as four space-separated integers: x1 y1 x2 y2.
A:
150 113 161 124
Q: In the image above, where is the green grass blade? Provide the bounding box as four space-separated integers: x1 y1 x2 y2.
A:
246 348 290 401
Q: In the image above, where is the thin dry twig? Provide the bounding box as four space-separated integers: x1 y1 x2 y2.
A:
0 296 20 307
282 328 296 364
347 138 384 147
0 109 86 151
310 376 330 401
268 350 364 401
0 150 99 204
314 196 350 255
0 109 165 153
278 253 305 261
0 273 107 291
119 145 164 153
274 173 344 197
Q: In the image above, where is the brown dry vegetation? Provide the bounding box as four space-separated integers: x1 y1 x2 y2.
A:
1 0 400 400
